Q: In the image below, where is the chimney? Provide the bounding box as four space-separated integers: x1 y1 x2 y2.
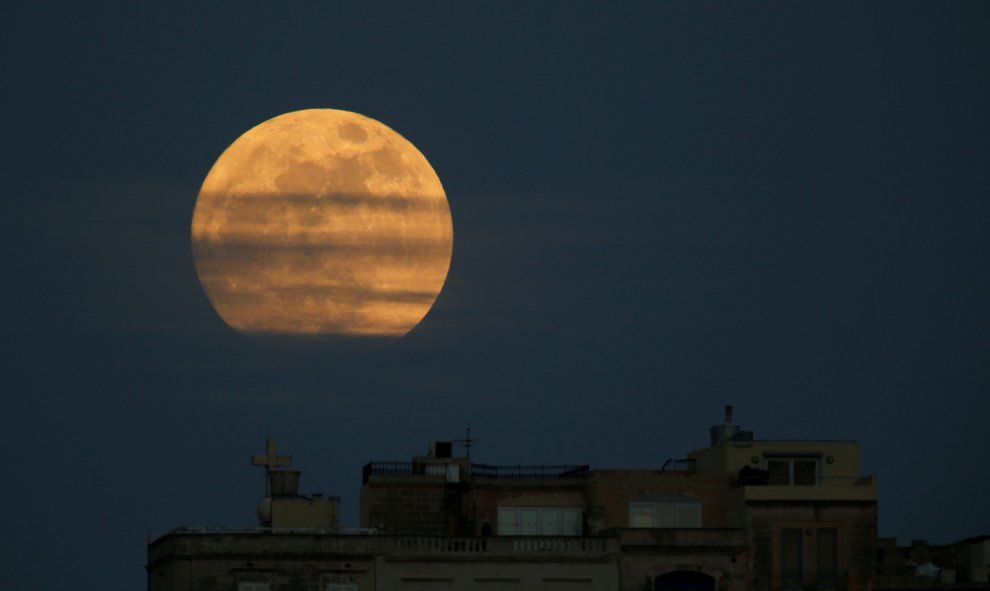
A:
709 404 738 446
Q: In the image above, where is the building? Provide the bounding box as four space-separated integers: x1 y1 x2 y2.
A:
149 407 934 591
874 536 990 589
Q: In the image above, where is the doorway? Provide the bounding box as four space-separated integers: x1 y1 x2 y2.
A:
654 570 715 591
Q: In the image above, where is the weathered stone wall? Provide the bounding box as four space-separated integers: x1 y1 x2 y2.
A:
874 536 990 588
269 495 340 529
615 528 748 591
742 501 877 591
148 532 621 591
360 475 449 534
378 556 619 590
587 470 733 533
148 533 377 591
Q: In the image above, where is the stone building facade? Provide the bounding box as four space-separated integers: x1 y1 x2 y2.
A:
874 536 990 589
149 407 891 591
147 532 620 591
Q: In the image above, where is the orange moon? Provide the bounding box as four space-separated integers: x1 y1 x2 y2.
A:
191 109 453 338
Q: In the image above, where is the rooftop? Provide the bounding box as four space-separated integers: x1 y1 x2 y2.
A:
362 461 590 484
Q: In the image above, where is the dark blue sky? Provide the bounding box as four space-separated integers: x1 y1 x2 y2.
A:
2 3 988 589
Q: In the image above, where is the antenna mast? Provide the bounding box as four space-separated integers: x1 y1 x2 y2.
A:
455 427 478 461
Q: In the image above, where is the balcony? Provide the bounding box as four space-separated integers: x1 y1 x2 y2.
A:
732 475 878 502
150 529 618 564
390 535 613 557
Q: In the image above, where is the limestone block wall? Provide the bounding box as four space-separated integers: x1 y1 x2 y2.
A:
360 475 449 535
587 470 733 533
148 532 622 591
611 528 746 591
742 501 877 591
147 532 377 591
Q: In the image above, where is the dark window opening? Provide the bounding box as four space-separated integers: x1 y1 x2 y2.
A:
817 529 838 589
794 460 817 486
782 528 803 589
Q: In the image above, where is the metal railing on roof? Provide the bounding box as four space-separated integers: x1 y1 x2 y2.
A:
362 461 590 483
362 461 414 483
471 463 590 479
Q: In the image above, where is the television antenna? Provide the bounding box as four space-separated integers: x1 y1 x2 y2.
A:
454 428 478 461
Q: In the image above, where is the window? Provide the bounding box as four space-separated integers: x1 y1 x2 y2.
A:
817 529 838 589
781 529 803 589
629 499 701 528
239 584 271 591
424 462 460 482
767 457 819 486
497 507 581 535
630 504 655 528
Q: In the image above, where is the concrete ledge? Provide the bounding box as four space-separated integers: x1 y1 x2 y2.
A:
734 479 877 502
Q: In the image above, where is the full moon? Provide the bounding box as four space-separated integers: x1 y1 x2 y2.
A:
191 109 453 338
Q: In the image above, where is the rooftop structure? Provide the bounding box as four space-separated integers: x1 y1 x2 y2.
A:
147 407 985 591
